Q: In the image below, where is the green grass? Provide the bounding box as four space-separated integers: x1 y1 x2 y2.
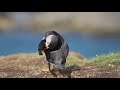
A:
86 52 120 66
0 52 120 78
66 52 120 67
0 52 120 68
66 55 87 66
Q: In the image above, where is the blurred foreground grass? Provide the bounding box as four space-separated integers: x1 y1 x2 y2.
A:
0 52 120 78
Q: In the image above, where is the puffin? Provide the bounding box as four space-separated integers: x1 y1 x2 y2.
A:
38 31 69 71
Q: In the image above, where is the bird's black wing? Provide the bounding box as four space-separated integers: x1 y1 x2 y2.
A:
38 39 46 55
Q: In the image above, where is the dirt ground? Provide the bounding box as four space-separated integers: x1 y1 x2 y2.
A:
0 53 120 78
0 62 120 78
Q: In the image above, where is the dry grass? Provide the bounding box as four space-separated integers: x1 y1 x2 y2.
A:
0 52 120 78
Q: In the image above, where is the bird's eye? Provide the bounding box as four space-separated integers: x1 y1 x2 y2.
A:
47 42 49 44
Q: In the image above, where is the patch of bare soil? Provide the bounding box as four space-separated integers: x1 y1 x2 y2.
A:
0 53 120 78
0 63 119 78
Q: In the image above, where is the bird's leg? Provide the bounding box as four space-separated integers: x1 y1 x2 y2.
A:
48 63 51 71
48 63 57 77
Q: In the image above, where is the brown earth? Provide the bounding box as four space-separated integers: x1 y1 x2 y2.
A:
0 52 120 78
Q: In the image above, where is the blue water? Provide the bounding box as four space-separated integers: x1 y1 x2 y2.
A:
0 30 120 58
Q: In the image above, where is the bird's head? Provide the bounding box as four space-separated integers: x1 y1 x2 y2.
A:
38 33 59 55
45 35 59 49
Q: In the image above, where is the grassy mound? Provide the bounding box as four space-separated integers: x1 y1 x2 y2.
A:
0 52 120 78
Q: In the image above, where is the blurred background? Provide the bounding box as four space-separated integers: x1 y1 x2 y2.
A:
0 12 120 58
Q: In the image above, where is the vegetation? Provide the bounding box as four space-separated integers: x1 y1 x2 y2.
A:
87 52 120 66
0 52 120 78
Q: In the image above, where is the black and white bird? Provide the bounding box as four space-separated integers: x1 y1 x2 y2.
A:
38 31 69 71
